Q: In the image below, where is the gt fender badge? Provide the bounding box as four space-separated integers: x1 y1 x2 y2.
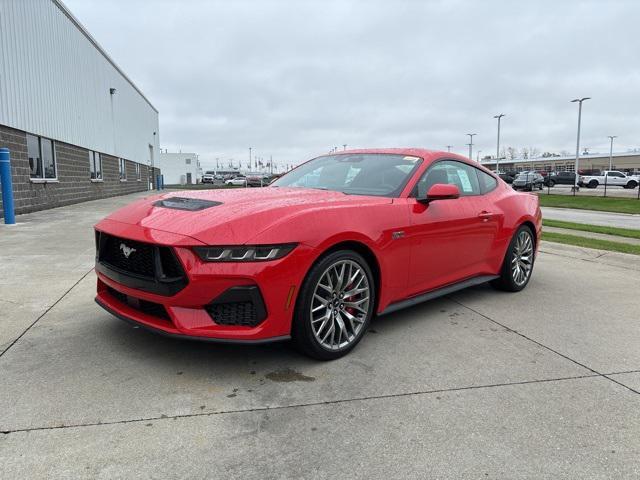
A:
391 231 405 240
120 243 136 258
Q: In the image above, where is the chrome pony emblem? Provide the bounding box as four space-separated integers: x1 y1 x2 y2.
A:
119 243 137 259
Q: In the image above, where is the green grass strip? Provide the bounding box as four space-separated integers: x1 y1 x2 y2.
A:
542 219 640 240
537 194 640 214
542 231 640 255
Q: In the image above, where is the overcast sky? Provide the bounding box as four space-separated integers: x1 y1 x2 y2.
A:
65 0 640 169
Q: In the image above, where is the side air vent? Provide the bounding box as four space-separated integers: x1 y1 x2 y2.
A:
205 286 267 327
153 197 222 211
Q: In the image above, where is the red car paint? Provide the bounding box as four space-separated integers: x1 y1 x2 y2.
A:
95 148 541 343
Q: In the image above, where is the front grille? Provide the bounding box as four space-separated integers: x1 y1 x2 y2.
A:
107 287 170 321
207 301 260 327
100 234 156 278
96 232 188 296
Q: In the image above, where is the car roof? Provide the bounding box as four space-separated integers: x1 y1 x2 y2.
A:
326 148 504 180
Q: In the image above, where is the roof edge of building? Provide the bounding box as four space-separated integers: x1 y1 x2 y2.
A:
52 0 158 114
481 151 640 165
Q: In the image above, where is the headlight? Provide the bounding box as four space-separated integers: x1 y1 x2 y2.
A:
193 243 297 262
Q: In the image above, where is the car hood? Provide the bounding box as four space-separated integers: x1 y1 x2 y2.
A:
100 187 391 245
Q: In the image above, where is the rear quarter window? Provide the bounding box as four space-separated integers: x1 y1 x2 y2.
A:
477 169 498 194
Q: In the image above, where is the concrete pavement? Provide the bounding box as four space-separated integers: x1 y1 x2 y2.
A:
542 206 640 229
1 192 639 479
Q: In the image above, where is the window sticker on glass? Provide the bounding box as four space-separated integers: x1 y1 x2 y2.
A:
457 168 473 192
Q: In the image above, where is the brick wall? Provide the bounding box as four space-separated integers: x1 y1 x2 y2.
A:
0 124 154 218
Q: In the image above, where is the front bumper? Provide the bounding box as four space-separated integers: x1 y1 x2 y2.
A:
94 219 313 343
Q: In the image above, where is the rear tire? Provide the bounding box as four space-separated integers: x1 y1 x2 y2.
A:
292 250 375 360
626 180 638 189
491 225 535 292
547 180 555 187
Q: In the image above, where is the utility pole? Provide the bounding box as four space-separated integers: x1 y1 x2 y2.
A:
607 135 617 170
571 97 590 191
466 133 476 162
494 114 505 173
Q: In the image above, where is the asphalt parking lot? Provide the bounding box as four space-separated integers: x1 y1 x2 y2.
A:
1 192 639 479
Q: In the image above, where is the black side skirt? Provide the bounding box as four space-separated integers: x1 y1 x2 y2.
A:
378 275 499 316
95 298 290 345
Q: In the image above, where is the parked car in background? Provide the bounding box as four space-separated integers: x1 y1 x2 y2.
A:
498 172 516 184
544 171 578 187
246 173 270 187
512 172 544 191
578 170 639 189
225 176 247 186
202 171 216 184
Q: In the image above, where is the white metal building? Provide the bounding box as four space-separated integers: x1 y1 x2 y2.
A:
157 151 202 185
0 0 160 216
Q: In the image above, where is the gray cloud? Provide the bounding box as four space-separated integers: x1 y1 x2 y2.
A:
65 0 640 169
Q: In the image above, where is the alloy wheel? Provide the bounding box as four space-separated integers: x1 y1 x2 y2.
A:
310 259 371 351
511 230 533 286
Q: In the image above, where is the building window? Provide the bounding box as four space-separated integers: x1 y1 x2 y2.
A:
89 151 102 180
185 158 191 165
136 163 141 181
119 158 127 181
27 133 57 180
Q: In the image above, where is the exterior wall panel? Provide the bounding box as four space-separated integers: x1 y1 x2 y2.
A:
0 0 159 166
0 124 150 217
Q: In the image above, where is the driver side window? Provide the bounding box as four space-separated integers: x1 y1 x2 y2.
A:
415 160 480 197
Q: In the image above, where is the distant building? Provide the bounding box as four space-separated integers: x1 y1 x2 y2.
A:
0 0 160 218
157 152 202 185
481 151 640 174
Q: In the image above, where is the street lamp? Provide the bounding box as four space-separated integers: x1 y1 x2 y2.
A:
446 145 453 152
607 135 617 171
466 133 476 161
494 114 505 173
571 97 590 190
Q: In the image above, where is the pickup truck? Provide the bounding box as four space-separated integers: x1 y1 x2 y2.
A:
578 170 639 189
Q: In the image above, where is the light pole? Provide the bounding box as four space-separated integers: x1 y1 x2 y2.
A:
343 144 347 151
476 150 482 162
446 145 453 152
466 133 476 161
249 147 252 171
571 97 590 190
607 135 617 171
494 114 505 173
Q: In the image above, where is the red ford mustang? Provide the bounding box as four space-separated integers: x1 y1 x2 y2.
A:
95 148 541 359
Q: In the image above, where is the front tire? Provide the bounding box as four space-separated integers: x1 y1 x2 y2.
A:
588 180 599 189
491 225 535 292
292 250 375 360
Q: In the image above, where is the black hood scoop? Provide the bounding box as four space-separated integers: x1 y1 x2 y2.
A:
153 197 222 211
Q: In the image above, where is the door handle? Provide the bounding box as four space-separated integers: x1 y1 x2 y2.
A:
478 211 493 221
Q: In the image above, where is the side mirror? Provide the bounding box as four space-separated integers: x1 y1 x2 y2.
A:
419 183 460 204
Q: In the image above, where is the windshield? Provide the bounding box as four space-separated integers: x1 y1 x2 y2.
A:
271 153 422 197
